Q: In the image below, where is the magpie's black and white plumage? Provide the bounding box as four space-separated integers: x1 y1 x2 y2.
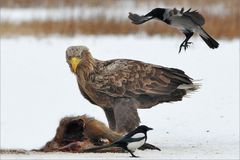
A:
128 8 219 53
84 125 154 157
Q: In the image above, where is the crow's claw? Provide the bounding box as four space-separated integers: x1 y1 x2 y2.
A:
179 41 193 53
178 43 185 53
184 41 193 50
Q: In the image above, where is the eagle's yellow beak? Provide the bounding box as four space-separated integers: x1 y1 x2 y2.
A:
69 57 81 73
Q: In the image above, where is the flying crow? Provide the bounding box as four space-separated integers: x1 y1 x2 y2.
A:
129 8 219 53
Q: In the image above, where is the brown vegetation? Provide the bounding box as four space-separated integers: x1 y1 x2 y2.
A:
1 0 239 10
1 0 116 8
1 0 239 38
1 13 239 39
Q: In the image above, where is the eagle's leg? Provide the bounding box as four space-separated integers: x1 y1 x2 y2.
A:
103 108 116 131
113 98 140 133
179 31 194 53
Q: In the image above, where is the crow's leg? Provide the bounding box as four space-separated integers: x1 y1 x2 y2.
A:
183 32 193 50
179 41 186 53
182 41 193 51
179 31 194 53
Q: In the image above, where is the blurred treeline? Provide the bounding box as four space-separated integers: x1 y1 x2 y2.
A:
1 0 239 38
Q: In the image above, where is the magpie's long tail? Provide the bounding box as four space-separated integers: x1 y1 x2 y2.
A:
83 143 117 152
199 27 219 49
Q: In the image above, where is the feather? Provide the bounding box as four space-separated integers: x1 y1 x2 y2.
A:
183 8 205 26
128 12 152 25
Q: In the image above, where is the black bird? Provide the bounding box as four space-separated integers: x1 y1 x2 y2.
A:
84 125 154 157
128 8 219 53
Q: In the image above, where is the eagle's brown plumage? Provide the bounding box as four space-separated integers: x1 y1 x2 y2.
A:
66 46 198 133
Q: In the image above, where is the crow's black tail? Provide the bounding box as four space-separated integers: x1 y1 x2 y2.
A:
199 27 219 49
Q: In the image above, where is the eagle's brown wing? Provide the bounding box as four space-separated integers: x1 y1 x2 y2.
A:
91 59 195 106
183 8 205 26
88 59 197 132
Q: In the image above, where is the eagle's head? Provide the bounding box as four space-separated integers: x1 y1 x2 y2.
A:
66 46 95 74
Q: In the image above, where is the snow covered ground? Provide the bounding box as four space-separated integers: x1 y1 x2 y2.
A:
1 35 239 159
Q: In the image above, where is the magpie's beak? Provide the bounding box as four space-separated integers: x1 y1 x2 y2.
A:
148 127 153 131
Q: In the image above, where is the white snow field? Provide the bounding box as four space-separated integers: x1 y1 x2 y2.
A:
1 35 239 159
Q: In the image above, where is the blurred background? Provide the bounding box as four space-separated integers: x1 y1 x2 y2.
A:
1 0 239 38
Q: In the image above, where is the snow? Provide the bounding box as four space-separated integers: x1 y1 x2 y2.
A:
0 35 239 159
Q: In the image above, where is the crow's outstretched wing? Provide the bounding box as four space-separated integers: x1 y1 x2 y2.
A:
183 8 205 26
128 12 153 24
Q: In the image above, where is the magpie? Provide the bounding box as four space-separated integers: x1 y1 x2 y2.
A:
84 125 153 157
128 8 219 53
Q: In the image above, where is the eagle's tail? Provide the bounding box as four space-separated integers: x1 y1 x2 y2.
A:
177 81 201 93
160 67 200 102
